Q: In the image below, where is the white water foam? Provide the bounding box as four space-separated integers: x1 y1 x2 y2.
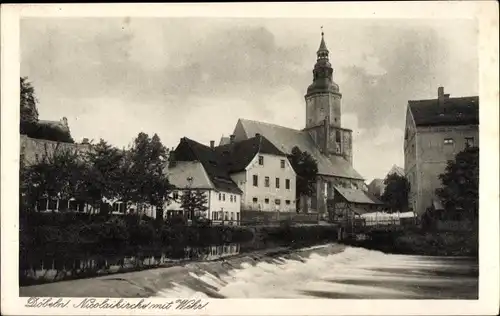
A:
154 246 478 299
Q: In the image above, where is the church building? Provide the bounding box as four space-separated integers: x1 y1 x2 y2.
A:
223 31 378 218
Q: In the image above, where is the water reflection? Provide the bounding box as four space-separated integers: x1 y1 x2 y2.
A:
20 244 241 286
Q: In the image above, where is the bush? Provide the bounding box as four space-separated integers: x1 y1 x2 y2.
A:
165 214 187 227
20 212 256 254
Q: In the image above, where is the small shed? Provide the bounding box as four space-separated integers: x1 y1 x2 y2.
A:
330 186 385 225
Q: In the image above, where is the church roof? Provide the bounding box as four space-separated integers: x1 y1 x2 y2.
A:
215 135 286 173
318 33 328 53
408 96 479 127
234 118 364 180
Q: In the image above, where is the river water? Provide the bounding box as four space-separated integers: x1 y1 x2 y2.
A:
20 244 478 299
154 246 478 299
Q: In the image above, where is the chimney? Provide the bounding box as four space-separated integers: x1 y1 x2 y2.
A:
438 86 445 105
229 134 235 144
210 140 215 149
168 150 176 168
255 133 261 138
82 138 89 144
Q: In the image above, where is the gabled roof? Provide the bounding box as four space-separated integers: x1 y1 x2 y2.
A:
214 135 286 173
387 165 404 177
334 186 383 205
408 96 479 127
234 118 364 180
219 136 230 146
368 178 384 188
166 161 213 190
172 137 242 194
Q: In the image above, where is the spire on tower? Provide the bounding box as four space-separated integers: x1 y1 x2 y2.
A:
317 26 329 59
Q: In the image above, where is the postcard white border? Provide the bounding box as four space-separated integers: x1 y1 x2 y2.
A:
1 2 499 315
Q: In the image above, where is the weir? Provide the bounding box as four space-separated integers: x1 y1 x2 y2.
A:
20 244 478 299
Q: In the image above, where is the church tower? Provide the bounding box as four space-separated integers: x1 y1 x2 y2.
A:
304 30 353 165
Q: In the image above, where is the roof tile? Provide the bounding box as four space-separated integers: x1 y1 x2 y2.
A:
409 96 479 127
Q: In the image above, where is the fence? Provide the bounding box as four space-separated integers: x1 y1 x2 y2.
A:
239 210 320 226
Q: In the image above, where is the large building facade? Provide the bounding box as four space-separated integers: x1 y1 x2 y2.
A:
404 87 479 216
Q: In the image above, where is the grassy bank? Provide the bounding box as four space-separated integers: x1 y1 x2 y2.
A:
344 226 478 257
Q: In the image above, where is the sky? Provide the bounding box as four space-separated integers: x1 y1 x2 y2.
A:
20 17 478 182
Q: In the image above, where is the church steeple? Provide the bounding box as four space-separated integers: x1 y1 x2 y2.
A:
304 28 352 165
317 27 329 60
306 29 339 95
303 28 352 165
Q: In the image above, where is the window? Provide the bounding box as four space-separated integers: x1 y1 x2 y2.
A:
258 155 264 165
252 197 258 203
275 178 280 189
465 137 474 148
224 212 228 220
68 200 78 211
253 175 258 187
275 199 281 205
285 200 291 205
285 179 290 190
280 159 285 168
48 199 57 210
265 176 270 187
218 193 221 201
230 195 233 202
444 138 454 145
236 213 240 222
265 198 269 204
336 130 341 142
222 194 226 201
173 191 179 200
58 199 68 212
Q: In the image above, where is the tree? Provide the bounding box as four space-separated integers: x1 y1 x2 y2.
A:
288 146 319 211
180 190 208 222
123 132 172 217
436 146 479 221
20 145 87 212
20 77 74 143
83 139 125 212
20 77 39 124
381 173 410 213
